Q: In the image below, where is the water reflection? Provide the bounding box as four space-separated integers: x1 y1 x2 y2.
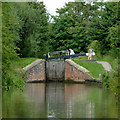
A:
0 89 2 119
2 83 118 118
45 83 65 118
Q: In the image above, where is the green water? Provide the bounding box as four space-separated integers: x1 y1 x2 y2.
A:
2 83 118 118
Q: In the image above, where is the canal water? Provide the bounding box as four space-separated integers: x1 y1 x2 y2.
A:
2 83 118 118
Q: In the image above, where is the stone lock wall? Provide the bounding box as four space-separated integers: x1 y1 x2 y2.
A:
65 59 93 82
23 59 45 82
23 59 93 82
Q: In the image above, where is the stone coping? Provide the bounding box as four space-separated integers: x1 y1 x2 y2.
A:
23 59 44 72
65 59 89 73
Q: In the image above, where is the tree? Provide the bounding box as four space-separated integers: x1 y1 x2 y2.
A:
2 3 19 88
9 2 49 58
50 2 93 53
2 2 50 89
87 2 119 56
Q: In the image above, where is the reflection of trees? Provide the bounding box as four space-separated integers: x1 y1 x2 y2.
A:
2 84 46 118
2 90 28 118
118 90 120 119
64 84 118 118
14 95 29 118
2 90 16 118
0 89 1 119
2 83 118 118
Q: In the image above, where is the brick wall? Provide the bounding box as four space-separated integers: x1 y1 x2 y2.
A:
23 60 45 82
65 59 93 82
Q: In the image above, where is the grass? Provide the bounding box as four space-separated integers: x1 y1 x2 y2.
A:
73 59 105 79
74 56 88 59
12 57 39 68
74 55 118 69
95 56 118 69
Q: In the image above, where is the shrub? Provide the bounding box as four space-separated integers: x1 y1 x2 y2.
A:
102 65 119 96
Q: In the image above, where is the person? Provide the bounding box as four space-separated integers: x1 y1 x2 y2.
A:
69 48 75 55
48 52 50 58
88 47 94 60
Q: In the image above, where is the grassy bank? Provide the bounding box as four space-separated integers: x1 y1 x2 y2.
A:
95 56 118 69
2 57 38 90
12 57 39 68
75 55 118 69
73 55 119 96
73 59 105 79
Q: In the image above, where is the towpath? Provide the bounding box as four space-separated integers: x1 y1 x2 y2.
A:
74 59 112 71
96 61 112 71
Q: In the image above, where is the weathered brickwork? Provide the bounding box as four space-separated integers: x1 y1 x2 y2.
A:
65 59 93 82
23 59 93 82
23 60 45 82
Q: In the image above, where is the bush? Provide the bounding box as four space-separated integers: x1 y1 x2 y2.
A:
102 66 119 96
101 71 110 88
2 61 26 90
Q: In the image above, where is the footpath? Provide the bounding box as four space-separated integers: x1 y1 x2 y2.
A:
74 59 112 71
96 61 112 71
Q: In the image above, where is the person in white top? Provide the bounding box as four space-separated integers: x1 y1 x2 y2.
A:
69 48 75 55
88 47 94 60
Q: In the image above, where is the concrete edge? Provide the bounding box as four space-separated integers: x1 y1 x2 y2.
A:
26 80 45 83
23 59 45 72
65 59 89 73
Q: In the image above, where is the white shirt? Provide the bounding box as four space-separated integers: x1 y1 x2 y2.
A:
70 49 75 55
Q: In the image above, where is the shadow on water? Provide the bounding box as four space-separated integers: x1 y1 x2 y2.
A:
2 82 118 118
